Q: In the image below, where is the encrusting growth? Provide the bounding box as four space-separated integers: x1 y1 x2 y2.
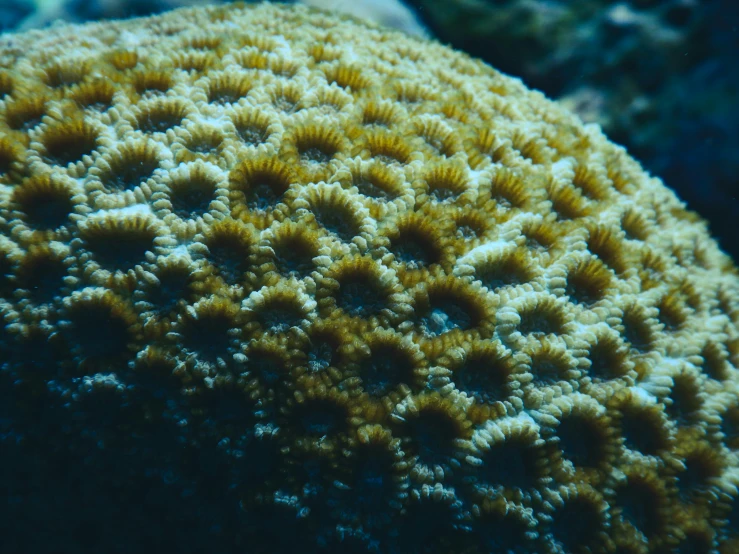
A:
0 3 738 553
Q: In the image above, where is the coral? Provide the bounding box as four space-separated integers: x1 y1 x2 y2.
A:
0 3 738 554
406 0 739 261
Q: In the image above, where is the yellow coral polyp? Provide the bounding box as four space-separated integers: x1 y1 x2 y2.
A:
1 3 738 552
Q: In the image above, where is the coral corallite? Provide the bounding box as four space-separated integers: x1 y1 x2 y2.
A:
1 3 739 554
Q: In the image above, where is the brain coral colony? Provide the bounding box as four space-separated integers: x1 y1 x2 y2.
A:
0 3 738 554
406 0 739 262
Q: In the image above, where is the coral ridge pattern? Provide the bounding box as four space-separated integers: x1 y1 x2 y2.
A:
0 3 738 554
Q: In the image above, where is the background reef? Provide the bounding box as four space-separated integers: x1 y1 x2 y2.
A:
1 3 739 554
4 0 736 261
3 0 429 38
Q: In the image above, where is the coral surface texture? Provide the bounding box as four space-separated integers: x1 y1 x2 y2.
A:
1 3 738 554
407 0 739 262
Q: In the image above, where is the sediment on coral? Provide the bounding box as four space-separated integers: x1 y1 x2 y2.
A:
0 3 738 554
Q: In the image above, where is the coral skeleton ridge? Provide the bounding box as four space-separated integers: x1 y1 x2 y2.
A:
0 3 738 553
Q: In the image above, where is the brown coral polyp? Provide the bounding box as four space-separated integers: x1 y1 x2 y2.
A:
700 340 732 381
364 131 413 165
451 207 494 241
0 138 21 179
243 339 293 394
176 127 225 163
12 174 75 231
79 215 159 271
564 257 613 306
395 394 469 470
673 443 724 503
554 408 614 471
446 341 518 407
471 499 539 553
206 73 255 105
349 162 402 202
546 485 611 553
189 375 259 431
421 162 469 203
324 258 394 320
288 392 352 440
656 290 690 332
721 403 739 450
341 425 408 527
41 60 89 89
167 166 218 219
571 163 611 201
62 288 139 368
132 70 173 96
466 127 506 169
620 304 657 353
526 340 579 387
295 320 349 378
0 72 13 98
355 330 423 398
300 185 366 243
40 119 99 167
15 245 69 304
185 35 222 51
486 167 529 210
97 141 161 193
231 107 273 146
611 470 671 541
474 422 549 494
0 245 18 298
171 51 216 73
249 287 311 336
229 157 293 214
516 297 568 338
201 219 255 285
548 181 591 220
665 369 704 426
179 297 240 363
587 224 630 275
413 276 489 338
136 257 197 317
360 100 400 128
135 99 189 134
261 222 320 281
292 124 346 165
519 217 561 255
620 208 652 242
412 120 455 159
386 214 445 269
3 96 47 132
323 64 371 93
585 331 632 382
612 396 672 457
71 79 116 112
472 248 537 292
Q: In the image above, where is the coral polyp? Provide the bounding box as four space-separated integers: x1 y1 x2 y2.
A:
0 4 738 554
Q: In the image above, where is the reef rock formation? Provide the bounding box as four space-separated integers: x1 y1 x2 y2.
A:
0 3 738 553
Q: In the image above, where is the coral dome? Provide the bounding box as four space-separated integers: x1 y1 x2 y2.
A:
0 3 738 553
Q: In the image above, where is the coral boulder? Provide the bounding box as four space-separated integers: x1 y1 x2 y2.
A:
0 3 737 553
